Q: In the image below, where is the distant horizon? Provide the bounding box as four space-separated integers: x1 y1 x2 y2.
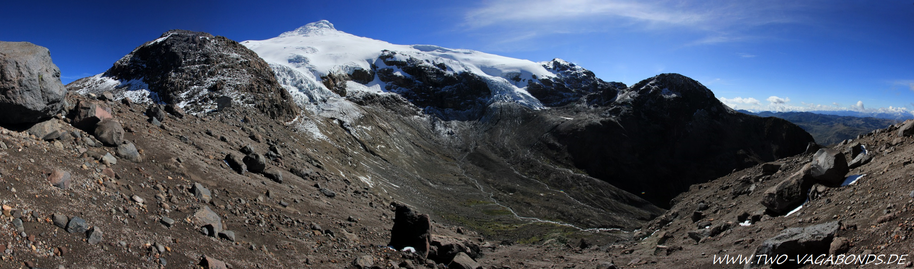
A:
736 108 914 120
3 1 912 117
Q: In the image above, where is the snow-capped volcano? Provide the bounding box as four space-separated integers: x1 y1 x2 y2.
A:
241 20 618 118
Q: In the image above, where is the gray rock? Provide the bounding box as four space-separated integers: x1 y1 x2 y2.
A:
100 153 117 166
761 165 813 214
164 104 185 118
146 104 166 123
193 206 222 234
848 151 873 169
66 216 88 234
0 42 66 124
448 252 480 269
809 148 849 187
218 230 235 242
320 188 336 198
264 167 283 183
116 142 142 162
99 91 115 101
200 255 228 269
829 236 850 255
243 153 266 173
27 119 62 141
87 227 103 245
94 119 125 146
224 153 246 174
52 213 68 228
291 167 313 179
192 183 212 203
160 216 175 227
748 221 840 268
898 120 914 137
353 255 374 269
47 169 71 189
240 145 254 155
12 218 23 232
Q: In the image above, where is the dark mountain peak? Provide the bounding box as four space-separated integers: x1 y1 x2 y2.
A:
630 73 714 100
527 59 624 107
614 73 728 119
86 30 298 120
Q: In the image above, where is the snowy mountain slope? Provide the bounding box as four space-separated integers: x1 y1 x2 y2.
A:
242 20 618 118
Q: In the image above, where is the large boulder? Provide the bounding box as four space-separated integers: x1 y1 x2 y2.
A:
243 153 266 174
761 165 814 214
748 221 840 268
94 119 125 146
116 142 142 162
0 42 66 124
27 119 62 141
897 120 914 137
389 203 431 259
448 252 481 269
224 153 246 174
808 148 849 187
193 206 223 236
71 100 113 131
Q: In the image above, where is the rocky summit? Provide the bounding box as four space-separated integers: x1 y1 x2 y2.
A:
68 30 298 121
0 22 901 269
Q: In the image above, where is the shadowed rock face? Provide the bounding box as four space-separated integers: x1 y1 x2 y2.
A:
99 30 298 120
545 74 815 207
376 50 493 120
527 59 625 107
0 42 66 125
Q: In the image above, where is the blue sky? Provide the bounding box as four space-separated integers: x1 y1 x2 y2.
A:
3 0 913 114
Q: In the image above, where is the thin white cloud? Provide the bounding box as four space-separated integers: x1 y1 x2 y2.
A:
767 96 790 104
463 0 813 45
719 97 761 110
721 97 760 105
738 53 756 58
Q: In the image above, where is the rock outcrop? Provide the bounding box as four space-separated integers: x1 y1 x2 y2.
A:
548 73 815 207
748 221 840 268
0 42 66 124
67 30 298 121
388 203 431 258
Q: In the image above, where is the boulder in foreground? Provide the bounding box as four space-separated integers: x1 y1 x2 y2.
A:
0 42 66 124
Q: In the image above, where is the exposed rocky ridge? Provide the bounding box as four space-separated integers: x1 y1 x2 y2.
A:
0 42 66 125
547 73 815 207
67 30 298 121
527 59 625 107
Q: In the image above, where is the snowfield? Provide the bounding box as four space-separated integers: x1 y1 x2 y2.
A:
242 20 583 113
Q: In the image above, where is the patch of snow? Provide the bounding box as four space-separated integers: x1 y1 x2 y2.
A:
358 175 374 188
661 88 679 99
842 174 865 186
785 204 804 217
146 33 174 46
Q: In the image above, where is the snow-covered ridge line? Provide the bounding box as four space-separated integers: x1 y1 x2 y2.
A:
242 20 594 114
